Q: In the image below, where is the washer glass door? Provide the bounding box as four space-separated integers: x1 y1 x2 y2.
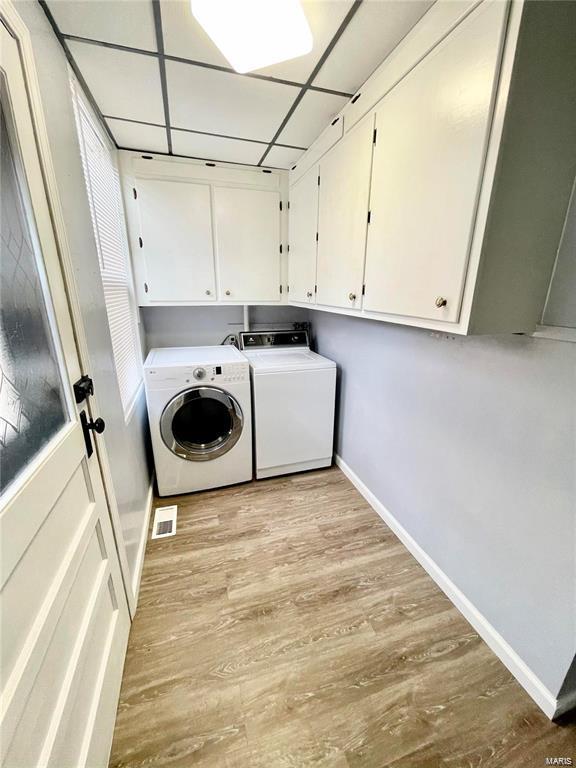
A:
160 386 243 461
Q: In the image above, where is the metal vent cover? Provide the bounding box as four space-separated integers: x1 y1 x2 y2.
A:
151 505 178 539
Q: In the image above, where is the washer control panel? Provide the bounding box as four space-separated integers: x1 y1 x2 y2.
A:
206 363 248 383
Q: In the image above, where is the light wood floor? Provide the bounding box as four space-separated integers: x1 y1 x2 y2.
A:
109 467 575 767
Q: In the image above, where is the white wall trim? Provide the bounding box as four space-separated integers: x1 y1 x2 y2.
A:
532 326 576 344
130 477 154 608
334 453 564 720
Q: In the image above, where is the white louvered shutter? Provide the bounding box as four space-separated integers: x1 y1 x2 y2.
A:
71 83 142 416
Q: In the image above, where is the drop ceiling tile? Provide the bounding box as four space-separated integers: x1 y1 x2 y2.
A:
171 130 265 165
264 146 305 170
314 0 434 93
67 42 165 124
251 1 354 84
161 0 353 86
277 90 348 148
47 0 156 51
167 60 299 142
106 119 168 154
161 0 229 66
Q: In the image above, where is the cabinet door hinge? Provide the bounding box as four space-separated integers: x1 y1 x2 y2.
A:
139 236 143 248
373 128 377 145
367 210 371 224
133 187 138 199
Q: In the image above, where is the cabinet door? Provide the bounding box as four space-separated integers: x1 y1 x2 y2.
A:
137 178 216 302
288 165 319 303
363 0 508 322
316 116 374 310
214 187 281 302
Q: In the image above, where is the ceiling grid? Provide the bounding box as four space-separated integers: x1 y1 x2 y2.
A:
40 0 435 169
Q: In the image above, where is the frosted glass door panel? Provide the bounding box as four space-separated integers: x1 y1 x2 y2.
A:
0 109 68 494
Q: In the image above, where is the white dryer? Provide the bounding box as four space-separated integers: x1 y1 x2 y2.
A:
239 330 336 479
144 346 252 496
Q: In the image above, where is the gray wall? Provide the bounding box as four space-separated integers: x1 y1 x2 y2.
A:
141 305 309 353
312 312 575 697
16 0 152 583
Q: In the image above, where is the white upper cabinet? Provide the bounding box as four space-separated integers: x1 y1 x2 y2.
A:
137 178 216 302
363 0 507 322
316 115 374 310
121 155 286 305
213 187 281 302
288 165 319 303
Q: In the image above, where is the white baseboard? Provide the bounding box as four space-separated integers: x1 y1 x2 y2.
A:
335 454 563 720
131 476 154 608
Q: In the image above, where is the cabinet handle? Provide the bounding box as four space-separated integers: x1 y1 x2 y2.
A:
206 289 211 296
348 292 357 302
225 290 231 296
435 296 447 308
307 291 313 298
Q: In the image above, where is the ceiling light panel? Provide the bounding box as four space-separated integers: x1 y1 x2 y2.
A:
67 42 165 124
46 0 157 51
167 60 299 141
171 131 266 164
190 0 313 74
313 0 434 93
106 119 168 154
277 89 348 148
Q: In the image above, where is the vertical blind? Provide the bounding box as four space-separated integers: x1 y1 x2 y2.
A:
71 82 142 416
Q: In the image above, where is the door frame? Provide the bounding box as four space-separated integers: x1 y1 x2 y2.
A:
0 0 139 616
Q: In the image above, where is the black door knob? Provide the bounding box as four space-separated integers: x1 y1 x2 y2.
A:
88 417 106 434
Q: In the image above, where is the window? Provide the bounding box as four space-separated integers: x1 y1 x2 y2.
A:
71 80 142 417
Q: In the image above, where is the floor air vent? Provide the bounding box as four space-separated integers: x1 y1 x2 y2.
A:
151 505 178 539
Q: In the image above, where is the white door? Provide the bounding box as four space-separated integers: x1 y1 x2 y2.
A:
363 0 508 322
0 15 129 768
214 186 281 302
316 114 374 310
137 178 216 302
288 165 319 304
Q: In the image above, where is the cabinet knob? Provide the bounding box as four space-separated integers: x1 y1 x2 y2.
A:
205 289 211 296
307 291 313 298
349 292 357 302
225 290 231 296
435 296 447 308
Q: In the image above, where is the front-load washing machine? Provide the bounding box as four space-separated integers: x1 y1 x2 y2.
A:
144 346 252 496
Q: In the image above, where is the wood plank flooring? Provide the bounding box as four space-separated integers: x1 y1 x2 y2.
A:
109 467 575 767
